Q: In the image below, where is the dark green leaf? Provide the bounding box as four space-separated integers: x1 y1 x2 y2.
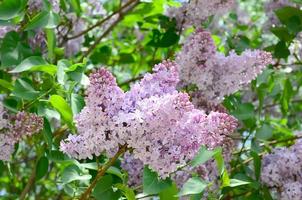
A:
0 79 14 91
115 184 135 200
0 32 32 68
25 11 60 30
251 151 261 180
275 6 302 33
231 103 255 120
0 0 26 20
13 79 40 100
143 167 172 195
71 93 85 115
10 56 57 75
270 27 295 42
281 79 293 115
92 175 121 200
177 177 207 197
159 183 178 200
36 156 49 180
274 41 290 59
255 124 273 140
61 165 91 184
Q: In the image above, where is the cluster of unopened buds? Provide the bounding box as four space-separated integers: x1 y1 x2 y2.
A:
0 103 43 161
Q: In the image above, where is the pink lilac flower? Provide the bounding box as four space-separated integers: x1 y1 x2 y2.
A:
262 139 302 199
61 61 238 178
0 103 43 161
176 29 273 104
121 152 144 187
28 0 60 13
166 0 235 29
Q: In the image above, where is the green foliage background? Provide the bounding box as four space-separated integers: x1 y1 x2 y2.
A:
1 0 302 199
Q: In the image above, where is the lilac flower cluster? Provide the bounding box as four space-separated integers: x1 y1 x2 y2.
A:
61 61 238 178
0 104 43 161
121 152 144 187
167 0 235 29
176 29 273 104
28 0 60 14
85 0 106 17
261 140 302 200
121 134 236 193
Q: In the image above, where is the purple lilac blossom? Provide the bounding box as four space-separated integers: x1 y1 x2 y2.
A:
166 0 235 29
28 0 60 13
176 29 273 104
0 104 43 161
61 60 238 178
261 139 302 199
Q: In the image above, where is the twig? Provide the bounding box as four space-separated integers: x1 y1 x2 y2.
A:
119 75 143 86
22 87 54 110
53 124 69 138
79 144 128 200
67 0 138 40
78 1 140 62
19 162 37 200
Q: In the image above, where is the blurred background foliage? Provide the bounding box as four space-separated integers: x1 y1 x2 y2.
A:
1 0 302 199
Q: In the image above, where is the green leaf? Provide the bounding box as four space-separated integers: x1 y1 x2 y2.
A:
177 177 207 197
0 79 14 91
159 183 178 200
231 103 255 120
281 79 293 114
143 167 172 195
148 28 179 48
119 53 135 64
49 95 73 123
25 11 60 30
0 32 32 68
90 45 112 65
274 41 290 59
57 59 70 85
190 146 217 167
42 118 53 149
70 0 82 15
0 0 26 20
0 161 4 176
13 79 40 100
107 166 124 180
270 27 295 42
48 150 67 161
61 165 91 184
45 28 56 61
275 6 302 33
213 148 224 175
10 56 57 75
251 151 261 180
71 93 85 115
92 175 121 200
36 156 49 180
115 184 136 200
229 179 251 187
255 124 273 140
